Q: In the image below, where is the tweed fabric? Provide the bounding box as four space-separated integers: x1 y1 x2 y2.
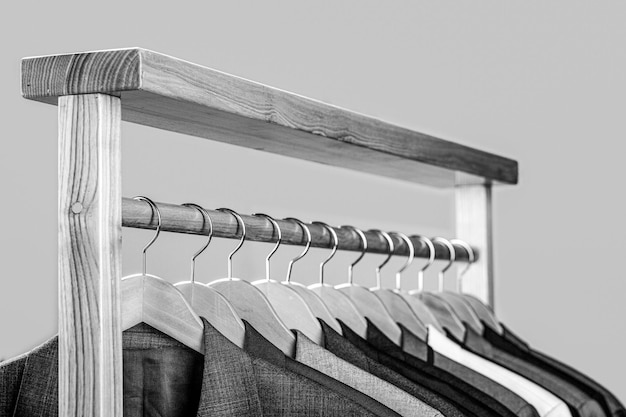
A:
294 329 444 417
242 320 401 417
427 325 572 417
0 351 28 417
485 324 625 417
398 324 540 417
463 327 605 417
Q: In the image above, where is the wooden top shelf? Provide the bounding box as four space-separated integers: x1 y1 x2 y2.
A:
22 48 518 187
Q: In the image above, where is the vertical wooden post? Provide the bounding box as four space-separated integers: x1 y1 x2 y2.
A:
58 94 123 416
455 179 494 306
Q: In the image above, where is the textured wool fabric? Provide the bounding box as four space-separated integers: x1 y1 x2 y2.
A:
398 323 539 417
241 320 401 417
463 328 605 417
294 329 444 417
0 349 29 416
427 325 572 417
0 319 381 416
485 323 626 417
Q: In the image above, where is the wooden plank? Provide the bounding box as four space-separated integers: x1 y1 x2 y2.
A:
455 177 494 306
121 197 473 262
22 48 518 187
58 94 123 417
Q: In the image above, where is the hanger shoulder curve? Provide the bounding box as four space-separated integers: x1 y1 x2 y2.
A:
399 291 445 334
122 274 204 354
417 292 467 342
252 280 323 345
373 289 428 340
208 278 296 357
175 281 246 348
287 283 343 334
308 284 368 338
463 294 503 334
434 292 484 335
336 284 402 345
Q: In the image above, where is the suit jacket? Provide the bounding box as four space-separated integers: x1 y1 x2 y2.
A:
345 318 539 417
241 320 400 417
426 325 572 417
336 319 518 417
483 323 625 417
0 318 384 417
462 327 605 417
399 323 540 417
294 328 445 417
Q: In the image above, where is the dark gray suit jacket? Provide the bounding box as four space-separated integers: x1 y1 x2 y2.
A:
0 318 385 416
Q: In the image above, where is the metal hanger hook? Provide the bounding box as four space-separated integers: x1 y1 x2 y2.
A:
450 239 475 292
182 203 213 283
369 230 395 290
217 208 246 279
253 213 282 281
340 225 367 285
431 236 456 292
133 196 162 276
283 217 311 283
314 222 339 285
391 232 414 291
411 235 435 292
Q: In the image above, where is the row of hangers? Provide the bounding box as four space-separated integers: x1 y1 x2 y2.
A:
122 196 504 359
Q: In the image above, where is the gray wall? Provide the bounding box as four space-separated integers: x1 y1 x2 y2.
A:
1 1 624 402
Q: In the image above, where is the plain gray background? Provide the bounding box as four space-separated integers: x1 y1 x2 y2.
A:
1 0 624 403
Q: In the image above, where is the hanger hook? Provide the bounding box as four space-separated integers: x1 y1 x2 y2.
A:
313 221 338 285
450 239 475 292
217 208 246 279
369 230 395 290
410 235 435 292
253 213 282 281
284 218 312 283
391 232 414 291
133 196 162 276
340 225 368 285
182 203 213 283
431 236 456 292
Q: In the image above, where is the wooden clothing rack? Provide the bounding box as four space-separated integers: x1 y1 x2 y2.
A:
21 47 518 417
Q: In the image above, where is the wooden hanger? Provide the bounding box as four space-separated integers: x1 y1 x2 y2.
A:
173 203 245 348
206 208 296 357
429 237 484 335
399 235 445 334
447 239 503 334
370 231 428 341
308 222 368 338
121 196 204 354
277 218 343 334
251 214 324 344
335 225 402 346
414 237 470 342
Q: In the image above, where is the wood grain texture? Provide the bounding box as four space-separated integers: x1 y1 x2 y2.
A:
58 94 122 417
455 177 494 306
22 48 518 187
121 197 473 261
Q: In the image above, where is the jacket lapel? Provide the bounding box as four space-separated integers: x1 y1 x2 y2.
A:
196 317 263 417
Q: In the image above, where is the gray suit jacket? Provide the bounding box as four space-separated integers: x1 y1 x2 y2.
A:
0 318 382 416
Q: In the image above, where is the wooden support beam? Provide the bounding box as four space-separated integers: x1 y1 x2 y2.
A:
22 48 518 188
455 180 494 306
58 94 122 417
